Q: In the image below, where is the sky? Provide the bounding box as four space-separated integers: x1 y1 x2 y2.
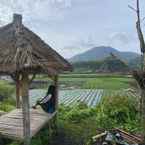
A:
0 0 145 58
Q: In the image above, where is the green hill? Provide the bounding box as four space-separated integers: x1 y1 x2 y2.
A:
98 53 130 73
72 53 130 73
69 46 139 63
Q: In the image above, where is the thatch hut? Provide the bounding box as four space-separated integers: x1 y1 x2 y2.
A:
0 14 72 145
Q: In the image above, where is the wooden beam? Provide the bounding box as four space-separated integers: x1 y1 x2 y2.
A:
21 72 31 145
54 75 59 110
52 75 59 134
16 77 21 108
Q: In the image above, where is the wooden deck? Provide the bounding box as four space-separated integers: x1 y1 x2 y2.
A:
0 109 56 140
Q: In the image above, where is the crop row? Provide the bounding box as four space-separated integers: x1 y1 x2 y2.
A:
59 89 103 107
29 89 104 107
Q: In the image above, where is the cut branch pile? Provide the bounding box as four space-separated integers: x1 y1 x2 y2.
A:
92 129 143 145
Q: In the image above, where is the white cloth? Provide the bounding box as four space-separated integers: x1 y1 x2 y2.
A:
42 94 52 103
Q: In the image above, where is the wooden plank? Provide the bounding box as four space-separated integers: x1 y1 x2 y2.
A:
0 109 56 141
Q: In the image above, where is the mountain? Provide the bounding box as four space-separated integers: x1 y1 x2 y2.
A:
69 46 140 62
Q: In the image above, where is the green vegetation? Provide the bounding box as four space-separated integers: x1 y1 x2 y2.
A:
72 54 130 73
72 53 141 74
99 54 129 73
128 56 142 70
0 81 15 112
72 61 102 72
59 74 134 90
53 94 140 144
0 74 141 145
0 98 15 112
82 76 133 90
36 73 134 90
36 74 134 90
96 92 141 132
0 81 14 101
8 92 141 145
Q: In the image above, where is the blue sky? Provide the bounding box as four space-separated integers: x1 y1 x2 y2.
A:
0 0 145 58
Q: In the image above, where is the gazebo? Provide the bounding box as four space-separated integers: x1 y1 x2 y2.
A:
0 14 72 145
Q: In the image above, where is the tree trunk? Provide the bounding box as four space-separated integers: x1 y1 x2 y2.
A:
143 54 145 71
141 89 145 143
135 1 145 142
21 73 31 145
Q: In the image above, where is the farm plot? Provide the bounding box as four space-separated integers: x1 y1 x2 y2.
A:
59 89 103 107
29 89 104 107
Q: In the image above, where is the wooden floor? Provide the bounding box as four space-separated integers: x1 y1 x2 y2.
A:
0 109 56 140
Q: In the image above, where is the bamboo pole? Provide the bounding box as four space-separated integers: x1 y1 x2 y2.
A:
21 72 31 145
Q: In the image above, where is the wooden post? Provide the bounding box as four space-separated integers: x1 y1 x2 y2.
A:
13 14 23 108
21 72 31 145
54 75 58 110
16 75 21 108
52 75 59 134
11 73 21 108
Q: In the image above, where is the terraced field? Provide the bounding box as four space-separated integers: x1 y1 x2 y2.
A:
29 89 104 107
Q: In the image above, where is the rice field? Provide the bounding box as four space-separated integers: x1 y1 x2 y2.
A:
29 74 134 108
29 89 103 107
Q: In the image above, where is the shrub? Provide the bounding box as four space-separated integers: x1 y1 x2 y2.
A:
0 81 15 112
95 93 141 132
0 101 15 112
6 93 141 145
0 81 14 101
51 103 97 145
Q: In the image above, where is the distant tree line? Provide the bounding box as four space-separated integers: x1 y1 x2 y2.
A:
72 61 102 73
72 55 140 73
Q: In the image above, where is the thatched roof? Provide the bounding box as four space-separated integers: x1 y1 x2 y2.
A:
0 14 72 76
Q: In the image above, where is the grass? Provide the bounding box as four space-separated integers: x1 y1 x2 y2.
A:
35 73 134 90
60 73 131 78
0 80 15 112
0 80 15 99
58 74 134 90
82 76 133 90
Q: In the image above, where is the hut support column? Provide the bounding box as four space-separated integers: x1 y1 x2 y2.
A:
21 73 31 145
53 75 58 133
54 75 58 110
16 78 21 108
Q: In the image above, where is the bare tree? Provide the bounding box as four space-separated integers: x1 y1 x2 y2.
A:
129 0 145 143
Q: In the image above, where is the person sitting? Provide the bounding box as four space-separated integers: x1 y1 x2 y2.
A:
33 85 56 113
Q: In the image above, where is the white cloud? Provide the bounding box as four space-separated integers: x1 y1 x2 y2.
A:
109 32 131 45
108 32 140 53
0 0 142 58
61 35 98 58
52 0 72 8
0 0 74 58
0 0 72 25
